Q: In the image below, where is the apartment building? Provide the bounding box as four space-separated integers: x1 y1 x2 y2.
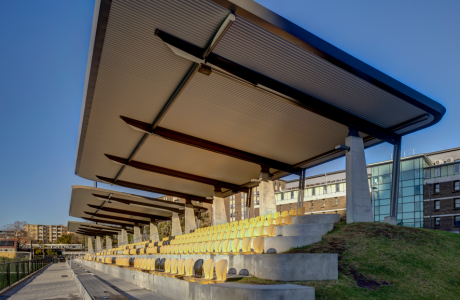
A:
24 224 68 243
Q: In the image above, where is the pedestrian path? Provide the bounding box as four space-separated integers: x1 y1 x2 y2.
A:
0 263 80 300
72 262 168 300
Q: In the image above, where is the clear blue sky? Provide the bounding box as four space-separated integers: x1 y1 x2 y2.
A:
0 0 458 227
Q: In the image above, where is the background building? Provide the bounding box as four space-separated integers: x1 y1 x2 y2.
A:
24 224 68 243
220 147 460 232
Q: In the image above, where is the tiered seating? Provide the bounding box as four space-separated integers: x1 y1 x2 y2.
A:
90 208 305 257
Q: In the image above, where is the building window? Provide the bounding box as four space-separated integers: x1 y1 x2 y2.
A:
335 184 340 192
434 200 440 210
424 169 431 179
434 167 441 178
455 163 460 174
335 197 338 206
310 201 314 208
434 217 441 227
454 181 460 192
322 199 326 207
434 184 440 194
291 191 294 199
455 216 460 227
312 188 315 196
323 186 327 194
280 193 284 200
455 199 460 209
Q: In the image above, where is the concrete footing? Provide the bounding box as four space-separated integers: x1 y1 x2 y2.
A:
87 236 93 253
383 216 397 225
95 236 102 252
76 259 315 300
212 190 227 226
184 202 197 234
171 213 183 237
149 222 159 242
133 226 141 243
106 236 112 249
259 171 277 216
345 135 373 223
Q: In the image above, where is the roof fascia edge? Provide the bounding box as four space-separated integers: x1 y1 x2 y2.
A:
212 0 446 130
75 0 112 176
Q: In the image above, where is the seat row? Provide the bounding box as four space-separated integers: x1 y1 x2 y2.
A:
85 256 228 284
90 236 264 257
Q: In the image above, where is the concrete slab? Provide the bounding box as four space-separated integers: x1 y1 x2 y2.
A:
275 223 334 237
264 236 323 253
0 263 80 300
293 214 341 224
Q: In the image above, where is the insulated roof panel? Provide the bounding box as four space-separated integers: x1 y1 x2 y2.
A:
159 71 350 165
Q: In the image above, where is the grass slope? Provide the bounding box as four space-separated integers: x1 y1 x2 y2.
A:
229 221 460 299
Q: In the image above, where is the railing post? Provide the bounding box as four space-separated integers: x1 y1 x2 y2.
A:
7 262 10 287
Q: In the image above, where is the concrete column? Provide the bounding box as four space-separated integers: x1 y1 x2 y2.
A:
87 236 94 253
212 187 227 225
106 236 112 249
133 226 141 243
345 132 373 223
184 199 197 234
149 222 159 242
259 167 277 216
95 236 102 251
171 212 183 236
119 228 128 245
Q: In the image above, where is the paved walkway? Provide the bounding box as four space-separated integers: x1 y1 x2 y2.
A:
73 263 169 300
0 263 80 300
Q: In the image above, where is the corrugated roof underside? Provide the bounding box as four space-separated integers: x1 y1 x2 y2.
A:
159 72 349 165
77 0 229 181
213 17 427 129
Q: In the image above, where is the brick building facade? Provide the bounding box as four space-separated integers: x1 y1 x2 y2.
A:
423 169 460 232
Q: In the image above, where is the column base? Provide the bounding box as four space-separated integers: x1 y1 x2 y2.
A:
383 216 397 225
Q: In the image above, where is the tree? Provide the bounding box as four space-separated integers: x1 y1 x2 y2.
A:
200 213 211 228
2 221 31 250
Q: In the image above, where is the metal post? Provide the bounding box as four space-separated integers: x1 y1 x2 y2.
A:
248 188 253 219
390 136 402 220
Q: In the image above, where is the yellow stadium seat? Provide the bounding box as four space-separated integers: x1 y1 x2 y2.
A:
212 240 221 254
284 215 293 225
230 238 241 254
281 210 289 218
247 227 256 238
297 206 306 216
193 243 200 254
256 226 267 237
206 241 213 254
188 243 194 254
265 217 274 226
289 208 297 216
185 259 214 284
219 240 231 254
164 258 178 277
265 224 276 237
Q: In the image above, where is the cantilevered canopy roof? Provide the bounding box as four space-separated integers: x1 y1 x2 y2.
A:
75 0 445 198
69 186 206 226
67 221 133 236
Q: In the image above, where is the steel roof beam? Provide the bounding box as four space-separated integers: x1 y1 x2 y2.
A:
96 175 213 203
92 193 206 213
120 117 300 174
83 211 150 225
155 29 400 145
105 154 247 191
81 217 136 228
87 204 170 220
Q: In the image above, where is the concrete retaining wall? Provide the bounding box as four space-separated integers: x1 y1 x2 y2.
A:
76 259 315 300
275 223 334 237
84 252 337 281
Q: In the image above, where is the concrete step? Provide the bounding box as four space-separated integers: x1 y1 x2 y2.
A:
293 214 341 225
264 236 322 253
275 223 334 237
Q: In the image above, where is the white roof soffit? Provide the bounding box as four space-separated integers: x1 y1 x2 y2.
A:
75 0 445 199
68 186 204 224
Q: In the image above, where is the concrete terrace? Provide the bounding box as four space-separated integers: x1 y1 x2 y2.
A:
0 262 167 300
